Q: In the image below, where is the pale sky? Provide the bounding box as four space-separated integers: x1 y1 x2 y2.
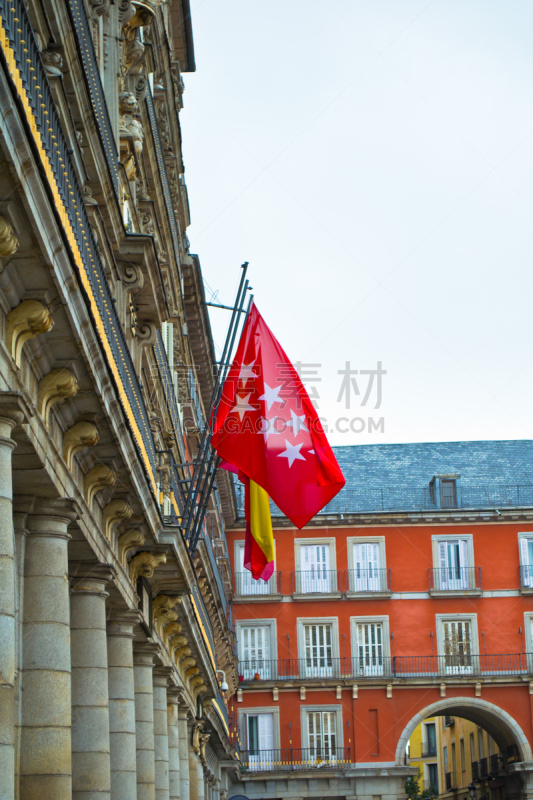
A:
180 0 533 446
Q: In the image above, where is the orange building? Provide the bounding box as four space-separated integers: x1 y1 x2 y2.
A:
226 441 533 800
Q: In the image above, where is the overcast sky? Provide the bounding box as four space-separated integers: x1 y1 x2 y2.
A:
180 0 533 447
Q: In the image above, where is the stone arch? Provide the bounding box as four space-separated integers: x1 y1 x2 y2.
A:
395 696 533 766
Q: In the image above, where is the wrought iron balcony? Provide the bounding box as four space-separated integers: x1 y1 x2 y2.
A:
520 565 533 590
234 571 281 597
445 771 457 791
421 744 438 757
429 567 482 592
237 653 533 682
490 754 504 776
240 747 351 773
472 761 480 781
346 568 391 593
478 757 489 780
292 570 340 594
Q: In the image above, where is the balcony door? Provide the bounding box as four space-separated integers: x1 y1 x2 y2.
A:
240 625 271 680
437 540 469 590
303 623 333 678
442 620 473 674
300 544 331 593
307 710 337 762
247 713 273 771
236 543 272 596
353 542 381 591
355 621 384 676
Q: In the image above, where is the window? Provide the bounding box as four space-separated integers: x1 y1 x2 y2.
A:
355 621 384 676
460 738 465 772
239 625 271 680
235 542 276 595
436 539 469 590
428 763 439 792
430 476 459 508
443 745 448 773
307 711 337 760
353 542 382 592
442 619 473 674
425 723 437 756
298 543 333 593
470 733 475 762
519 535 533 588
477 728 485 760
451 742 456 777
247 713 274 770
303 623 333 677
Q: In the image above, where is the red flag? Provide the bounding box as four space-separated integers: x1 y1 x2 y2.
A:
212 303 345 528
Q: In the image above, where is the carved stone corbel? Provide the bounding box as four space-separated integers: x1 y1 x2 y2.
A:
162 621 182 649
62 421 99 470
84 463 116 505
41 49 63 77
185 666 199 681
129 551 166 584
6 299 54 367
136 322 158 347
152 594 181 636
103 498 133 539
38 368 78 426
118 528 145 566
199 731 210 763
180 656 196 675
192 720 204 754
174 645 191 662
0 215 18 260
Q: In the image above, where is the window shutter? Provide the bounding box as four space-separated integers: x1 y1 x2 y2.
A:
459 540 469 588
257 714 273 751
521 539 531 587
161 322 174 369
438 541 448 589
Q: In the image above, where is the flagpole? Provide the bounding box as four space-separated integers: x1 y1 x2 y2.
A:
181 263 251 546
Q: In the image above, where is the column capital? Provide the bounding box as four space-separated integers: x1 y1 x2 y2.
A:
153 665 174 687
133 641 160 666
0 391 32 428
107 605 142 635
70 562 116 592
28 497 79 530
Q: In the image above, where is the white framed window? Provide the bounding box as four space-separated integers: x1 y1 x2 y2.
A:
432 535 475 591
350 616 390 677
301 705 343 763
436 614 478 675
234 541 277 596
347 536 387 593
297 617 339 679
518 533 533 588
238 706 280 771
236 620 276 680
294 538 338 594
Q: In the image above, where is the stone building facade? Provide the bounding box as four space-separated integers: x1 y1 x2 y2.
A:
0 1 239 799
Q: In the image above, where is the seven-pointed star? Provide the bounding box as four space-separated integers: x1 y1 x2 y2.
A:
277 439 306 468
260 416 279 442
287 409 309 436
239 360 257 387
259 382 283 411
231 393 254 421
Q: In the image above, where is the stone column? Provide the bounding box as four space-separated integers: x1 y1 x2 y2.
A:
188 750 198 800
0 395 27 800
70 566 113 800
134 645 158 800
20 499 77 800
196 758 205 800
107 610 140 800
153 668 171 800
178 709 191 800
13 503 31 800
167 692 181 800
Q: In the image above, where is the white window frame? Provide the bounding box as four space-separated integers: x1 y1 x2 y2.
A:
347 536 389 594
350 615 390 677
518 532 533 591
436 613 478 675
236 619 277 680
524 612 533 672
294 538 339 595
238 705 281 753
297 616 339 679
300 704 344 755
233 540 278 597
431 534 476 592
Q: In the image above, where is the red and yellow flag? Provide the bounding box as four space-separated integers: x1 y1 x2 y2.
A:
212 304 345 580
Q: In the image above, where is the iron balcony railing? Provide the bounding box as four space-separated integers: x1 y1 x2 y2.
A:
445 771 457 791
472 761 480 781
491 754 504 776
520 565 533 589
429 567 482 592
421 744 438 758
237 653 533 681
240 747 351 773
346 568 391 593
478 757 489 780
234 571 281 596
292 570 340 594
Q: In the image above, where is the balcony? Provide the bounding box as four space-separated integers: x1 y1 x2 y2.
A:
346 568 392 596
237 653 532 683
520 565 533 593
241 747 351 773
233 571 281 600
491 754 505 776
292 570 341 598
445 771 457 791
478 758 489 780
421 744 438 758
472 761 479 781
429 567 482 595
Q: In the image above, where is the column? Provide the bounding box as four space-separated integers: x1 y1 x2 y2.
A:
70 566 112 800
196 758 205 800
178 709 191 800
134 645 158 800
20 499 77 800
167 691 181 800
188 750 198 800
107 610 140 800
0 395 27 800
13 503 31 800
153 669 171 800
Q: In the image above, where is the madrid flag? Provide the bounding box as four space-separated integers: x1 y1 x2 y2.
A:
211 304 345 579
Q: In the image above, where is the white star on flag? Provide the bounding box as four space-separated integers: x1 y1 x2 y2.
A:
277 439 306 468
231 393 254 421
287 409 309 437
239 360 257 387
260 416 280 442
259 382 283 412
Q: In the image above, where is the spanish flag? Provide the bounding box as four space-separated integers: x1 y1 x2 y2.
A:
212 304 344 581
